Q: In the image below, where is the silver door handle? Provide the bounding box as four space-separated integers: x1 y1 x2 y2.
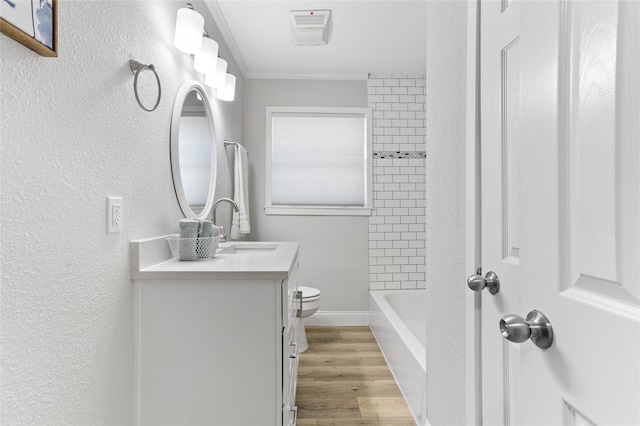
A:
500 310 553 349
467 269 500 295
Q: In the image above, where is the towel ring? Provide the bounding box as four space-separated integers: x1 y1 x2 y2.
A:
130 59 161 112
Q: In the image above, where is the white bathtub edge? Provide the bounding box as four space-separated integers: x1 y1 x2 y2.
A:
369 289 427 425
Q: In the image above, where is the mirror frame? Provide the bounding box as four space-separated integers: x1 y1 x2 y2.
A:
170 80 217 220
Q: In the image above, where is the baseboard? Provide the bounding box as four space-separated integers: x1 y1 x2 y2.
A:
304 311 369 326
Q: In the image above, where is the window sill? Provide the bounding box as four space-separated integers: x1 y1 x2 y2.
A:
265 206 372 217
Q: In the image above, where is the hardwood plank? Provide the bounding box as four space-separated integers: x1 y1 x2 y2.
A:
296 326 415 424
297 398 361 418
357 397 414 419
296 379 403 399
305 326 378 342
310 366 395 382
307 418 417 426
304 341 382 354
298 352 387 367
314 419 380 425
298 366 314 379
377 419 420 426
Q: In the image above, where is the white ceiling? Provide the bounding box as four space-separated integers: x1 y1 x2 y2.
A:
205 1 427 80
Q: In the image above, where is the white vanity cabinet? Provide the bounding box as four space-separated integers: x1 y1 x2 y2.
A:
131 238 300 426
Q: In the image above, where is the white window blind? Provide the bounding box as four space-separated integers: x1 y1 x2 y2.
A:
266 107 372 215
178 115 212 208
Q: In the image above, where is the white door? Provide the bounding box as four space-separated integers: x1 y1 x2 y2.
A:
479 0 640 424
479 0 522 424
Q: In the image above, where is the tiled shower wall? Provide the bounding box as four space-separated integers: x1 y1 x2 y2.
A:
368 76 427 290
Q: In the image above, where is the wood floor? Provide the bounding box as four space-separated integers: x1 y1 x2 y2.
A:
295 326 415 425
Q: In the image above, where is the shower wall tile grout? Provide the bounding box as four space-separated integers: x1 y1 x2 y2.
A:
368 76 426 291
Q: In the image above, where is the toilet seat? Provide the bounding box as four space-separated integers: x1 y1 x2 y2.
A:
298 286 320 300
298 286 320 314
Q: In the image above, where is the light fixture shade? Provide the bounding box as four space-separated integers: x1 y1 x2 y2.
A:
174 8 204 54
204 58 227 88
217 74 236 102
194 37 219 74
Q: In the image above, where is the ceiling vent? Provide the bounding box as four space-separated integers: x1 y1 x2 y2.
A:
290 10 331 46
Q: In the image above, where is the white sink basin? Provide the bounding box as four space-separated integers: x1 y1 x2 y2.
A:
217 242 280 254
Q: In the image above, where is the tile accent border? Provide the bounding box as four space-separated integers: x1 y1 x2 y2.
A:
374 151 426 159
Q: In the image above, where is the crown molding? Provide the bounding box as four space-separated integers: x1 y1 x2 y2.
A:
204 0 248 77
245 72 369 81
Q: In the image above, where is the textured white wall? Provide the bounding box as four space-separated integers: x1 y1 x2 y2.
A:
243 79 370 312
0 1 242 423
425 1 469 425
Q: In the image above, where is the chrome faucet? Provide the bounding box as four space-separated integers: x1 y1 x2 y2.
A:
212 198 239 242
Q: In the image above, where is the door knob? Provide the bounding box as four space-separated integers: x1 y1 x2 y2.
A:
467 269 500 295
499 310 553 349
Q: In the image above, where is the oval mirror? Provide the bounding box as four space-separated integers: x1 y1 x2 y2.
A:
170 81 217 219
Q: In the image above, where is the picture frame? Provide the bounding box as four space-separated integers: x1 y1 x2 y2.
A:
0 0 57 57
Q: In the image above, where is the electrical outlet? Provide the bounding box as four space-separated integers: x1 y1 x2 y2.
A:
107 196 123 233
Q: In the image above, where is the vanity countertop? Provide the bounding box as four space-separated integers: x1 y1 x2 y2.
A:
130 235 299 281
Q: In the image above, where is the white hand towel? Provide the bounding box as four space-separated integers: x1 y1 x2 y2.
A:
230 144 250 239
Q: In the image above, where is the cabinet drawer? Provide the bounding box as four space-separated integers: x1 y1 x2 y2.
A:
281 256 299 425
283 353 299 426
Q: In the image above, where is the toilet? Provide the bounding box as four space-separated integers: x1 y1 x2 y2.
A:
297 286 321 352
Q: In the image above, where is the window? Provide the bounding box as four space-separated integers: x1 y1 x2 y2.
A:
266 107 372 216
178 115 212 211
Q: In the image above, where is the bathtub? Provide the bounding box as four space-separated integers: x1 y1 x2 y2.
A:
369 289 427 425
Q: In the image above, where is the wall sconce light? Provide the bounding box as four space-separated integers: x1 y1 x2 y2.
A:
174 7 204 54
174 3 236 101
204 58 227 89
194 37 219 74
217 74 236 102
